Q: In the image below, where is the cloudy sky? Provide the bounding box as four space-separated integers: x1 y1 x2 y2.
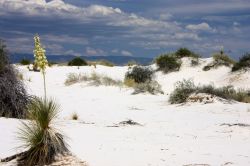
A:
0 0 250 59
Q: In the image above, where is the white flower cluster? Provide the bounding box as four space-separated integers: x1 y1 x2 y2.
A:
33 35 48 73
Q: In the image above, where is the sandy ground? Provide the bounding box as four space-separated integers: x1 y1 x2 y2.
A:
1 58 250 166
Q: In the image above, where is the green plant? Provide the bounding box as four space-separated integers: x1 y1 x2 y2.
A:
155 54 181 73
124 78 136 87
97 60 114 67
20 58 31 65
169 79 196 104
18 97 68 166
175 48 200 58
125 66 154 84
232 53 250 71
68 57 87 66
0 41 29 118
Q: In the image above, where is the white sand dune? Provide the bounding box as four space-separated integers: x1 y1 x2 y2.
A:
1 58 250 166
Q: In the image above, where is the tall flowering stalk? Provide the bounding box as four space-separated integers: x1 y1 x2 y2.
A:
33 34 48 99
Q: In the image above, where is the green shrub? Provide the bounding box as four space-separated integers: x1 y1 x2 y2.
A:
169 80 250 104
169 79 196 104
212 53 235 66
18 97 68 166
155 54 181 73
68 57 87 66
232 53 250 71
97 60 114 67
203 52 235 71
175 48 200 58
20 58 31 65
125 66 154 84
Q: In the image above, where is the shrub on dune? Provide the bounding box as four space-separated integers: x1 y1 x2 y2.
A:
125 66 154 84
175 48 200 59
20 58 31 65
18 97 68 166
155 54 181 73
232 53 250 72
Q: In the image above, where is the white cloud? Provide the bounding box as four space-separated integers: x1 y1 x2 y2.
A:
121 50 132 56
186 22 212 31
85 47 105 56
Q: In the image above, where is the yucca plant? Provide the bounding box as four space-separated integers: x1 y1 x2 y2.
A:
18 97 68 166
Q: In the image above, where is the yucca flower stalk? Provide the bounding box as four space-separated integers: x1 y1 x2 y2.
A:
34 35 48 99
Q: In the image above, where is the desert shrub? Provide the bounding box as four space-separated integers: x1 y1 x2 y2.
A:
102 76 122 86
191 58 199 66
20 58 31 65
68 57 87 66
18 97 68 166
175 48 200 58
133 80 163 95
169 79 196 104
155 54 181 73
169 80 250 104
212 53 235 66
125 66 154 84
232 53 250 71
0 41 29 118
203 52 235 71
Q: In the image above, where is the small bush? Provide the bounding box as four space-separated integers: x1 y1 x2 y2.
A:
68 57 87 66
169 79 196 104
64 73 87 86
20 58 31 65
175 48 200 58
155 54 181 73
232 53 250 71
125 66 154 84
133 80 163 95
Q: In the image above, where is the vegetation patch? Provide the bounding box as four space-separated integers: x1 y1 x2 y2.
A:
20 58 31 65
124 66 163 94
169 79 250 104
232 53 250 72
175 48 200 59
203 52 235 71
68 57 88 66
155 53 182 73
0 41 29 118
65 72 122 86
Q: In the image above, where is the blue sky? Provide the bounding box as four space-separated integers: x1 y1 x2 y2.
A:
0 0 250 59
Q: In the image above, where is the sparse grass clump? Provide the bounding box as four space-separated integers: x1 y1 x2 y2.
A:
65 72 122 86
133 80 163 95
18 97 68 166
155 53 181 73
169 79 250 104
0 41 29 118
232 53 250 72
68 57 87 66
